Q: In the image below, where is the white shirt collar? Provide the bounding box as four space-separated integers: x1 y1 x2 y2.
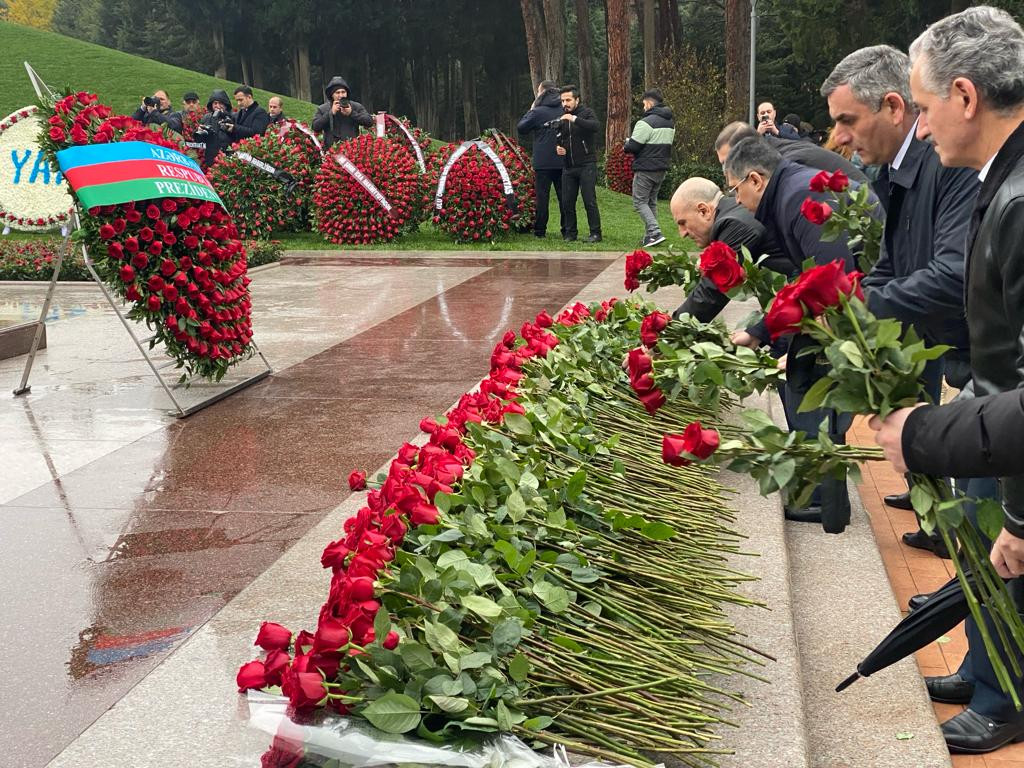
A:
890 120 918 171
979 154 997 182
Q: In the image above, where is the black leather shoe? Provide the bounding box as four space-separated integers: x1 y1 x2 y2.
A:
784 505 822 523
908 593 930 611
941 708 1024 753
585 234 602 243
902 528 952 559
926 673 974 704
884 490 914 510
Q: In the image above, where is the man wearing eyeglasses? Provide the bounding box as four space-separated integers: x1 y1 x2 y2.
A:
724 136 883 530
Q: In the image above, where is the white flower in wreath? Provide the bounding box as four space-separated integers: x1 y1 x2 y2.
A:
0 106 74 232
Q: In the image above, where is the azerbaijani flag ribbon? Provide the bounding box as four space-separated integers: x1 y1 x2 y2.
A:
56 141 224 209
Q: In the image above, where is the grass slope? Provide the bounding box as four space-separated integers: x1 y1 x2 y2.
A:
0 21 314 120
281 186 679 252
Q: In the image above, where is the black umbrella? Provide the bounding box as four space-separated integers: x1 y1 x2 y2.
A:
836 575 975 692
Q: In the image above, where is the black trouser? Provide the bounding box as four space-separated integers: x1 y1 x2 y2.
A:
561 163 601 239
534 168 565 237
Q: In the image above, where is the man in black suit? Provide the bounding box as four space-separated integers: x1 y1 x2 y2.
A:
670 176 788 322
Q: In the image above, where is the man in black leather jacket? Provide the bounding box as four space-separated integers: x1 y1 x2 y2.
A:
871 5 1024 754
555 85 602 243
517 81 566 238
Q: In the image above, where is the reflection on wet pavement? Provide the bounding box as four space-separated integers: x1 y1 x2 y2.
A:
0 256 613 767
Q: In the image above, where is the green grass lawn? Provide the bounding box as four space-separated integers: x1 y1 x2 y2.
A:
279 186 680 253
0 21 313 120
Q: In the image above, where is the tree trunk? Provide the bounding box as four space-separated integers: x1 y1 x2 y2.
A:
575 0 594 101
292 43 312 102
461 59 480 138
724 0 749 123
605 0 631 150
211 20 227 79
641 0 656 88
656 0 674 53
520 0 547 87
541 0 565 81
240 52 252 86
252 57 265 89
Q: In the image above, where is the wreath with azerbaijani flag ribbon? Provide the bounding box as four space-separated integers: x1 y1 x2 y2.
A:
39 90 255 381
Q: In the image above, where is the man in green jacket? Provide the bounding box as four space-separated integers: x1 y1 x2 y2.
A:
625 89 675 247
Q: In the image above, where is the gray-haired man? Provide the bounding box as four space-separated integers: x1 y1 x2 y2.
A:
823 45 979 550
870 5 1024 753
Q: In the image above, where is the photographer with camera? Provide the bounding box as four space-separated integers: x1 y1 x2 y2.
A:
516 80 566 238
194 90 233 167
132 89 183 134
312 76 373 150
555 85 602 243
755 101 800 140
228 85 270 141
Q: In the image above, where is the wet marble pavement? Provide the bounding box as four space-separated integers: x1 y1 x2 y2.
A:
0 254 613 768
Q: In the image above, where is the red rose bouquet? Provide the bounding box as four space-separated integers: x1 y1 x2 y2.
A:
274 119 324 174
427 134 535 243
208 130 315 239
39 90 255 381
802 169 883 273
313 134 422 245
179 109 205 168
604 142 633 195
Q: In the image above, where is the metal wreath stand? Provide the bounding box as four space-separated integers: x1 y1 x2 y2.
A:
13 62 272 417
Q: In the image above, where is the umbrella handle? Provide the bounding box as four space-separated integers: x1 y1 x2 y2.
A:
835 670 861 692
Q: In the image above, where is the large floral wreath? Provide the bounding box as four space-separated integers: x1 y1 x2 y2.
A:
313 134 422 245
604 142 634 195
207 130 316 239
426 134 535 243
39 91 255 381
0 106 74 231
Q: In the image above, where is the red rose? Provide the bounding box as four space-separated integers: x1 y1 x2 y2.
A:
48 126 66 142
146 295 161 311
698 241 746 293
627 347 653 380
637 388 666 415
383 631 400 650
139 227 154 242
124 237 139 253
809 171 830 193
288 672 327 710
263 649 291 686
119 264 135 283
348 470 367 491
98 224 116 240
146 204 161 220
146 275 165 292
662 422 720 467
349 577 376 601
535 310 554 328
800 198 832 225
827 170 850 192
792 260 856 316
131 253 148 269
764 282 806 339
148 240 163 256
160 259 176 277
236 660 267 691
254 621 292 651
70 124 88 144
639 311 671 347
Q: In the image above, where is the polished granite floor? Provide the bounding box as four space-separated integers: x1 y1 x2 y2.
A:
0 254 614 768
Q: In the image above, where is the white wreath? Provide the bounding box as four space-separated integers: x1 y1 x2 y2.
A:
0 105 74 232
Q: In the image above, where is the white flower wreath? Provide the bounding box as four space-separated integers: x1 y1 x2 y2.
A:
0 106 74 232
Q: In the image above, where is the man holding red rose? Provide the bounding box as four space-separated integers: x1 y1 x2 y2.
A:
822 44 980 557
724 137 882 528
869 6 1024 753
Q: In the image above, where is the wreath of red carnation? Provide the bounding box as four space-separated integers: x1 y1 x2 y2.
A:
426 134 535 243
207 130 315 239
313 134 422 245
39 90 255 381
604 142 634 195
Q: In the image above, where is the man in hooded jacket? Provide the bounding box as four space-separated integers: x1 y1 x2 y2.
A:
624 89 675 247
195 89 233 167
516 80 567 238
312 76 373 150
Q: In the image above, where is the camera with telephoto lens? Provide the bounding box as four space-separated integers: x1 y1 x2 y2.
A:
209 108 231 130
143 95 160 108
336 98 350 110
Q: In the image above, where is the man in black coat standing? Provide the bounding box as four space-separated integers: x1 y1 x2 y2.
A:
822 44 979 554
555 85 602 243
516 81 566 238
669 176 788 321
228 86 270 142
871 6 1024 753
312 76 373 151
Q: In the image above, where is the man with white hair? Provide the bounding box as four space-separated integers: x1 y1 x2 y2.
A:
870 5 1024 753
822 44 979 552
